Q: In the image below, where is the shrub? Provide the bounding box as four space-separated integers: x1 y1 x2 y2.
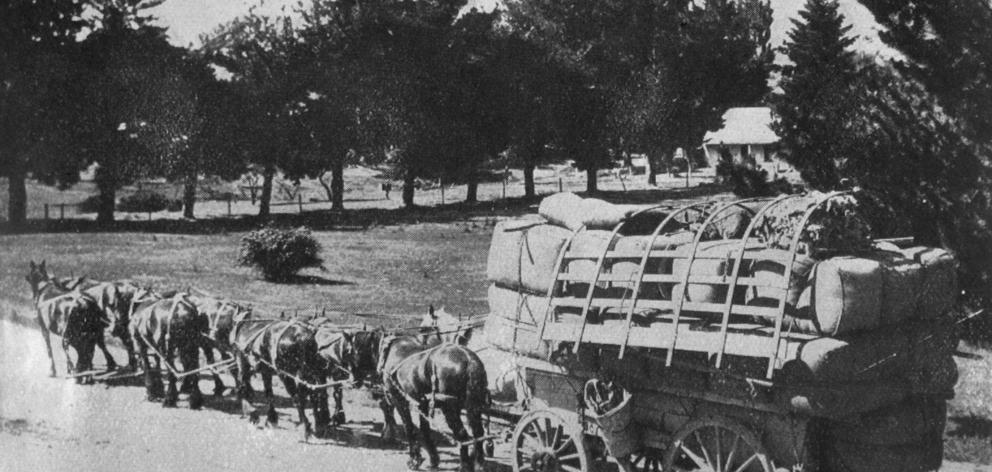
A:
238 226 324 281
118 191 182 213
716 162 791 197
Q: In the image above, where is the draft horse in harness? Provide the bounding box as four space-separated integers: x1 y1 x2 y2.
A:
25 261 106 381
190 294 253 397
31 265 138 373
229 318 331 439
310 318 357 428
354 328 489 472
128 289 207 409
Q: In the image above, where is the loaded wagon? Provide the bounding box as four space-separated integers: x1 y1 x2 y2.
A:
472 192 959 472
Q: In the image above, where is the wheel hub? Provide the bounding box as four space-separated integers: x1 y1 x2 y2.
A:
531 451 558 472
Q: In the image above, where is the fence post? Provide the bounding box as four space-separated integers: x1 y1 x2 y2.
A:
44 204 49 221
440 180 445 205
59 203 65 221
298 194 303 213
227 198 232 217
559 178 563 193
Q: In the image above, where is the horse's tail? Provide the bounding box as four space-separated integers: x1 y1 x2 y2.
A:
464 349 490 411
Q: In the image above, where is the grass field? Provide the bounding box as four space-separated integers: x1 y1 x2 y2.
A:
1 181 990 466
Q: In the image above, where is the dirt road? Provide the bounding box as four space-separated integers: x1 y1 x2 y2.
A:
0 319 511 472
1 319 989 472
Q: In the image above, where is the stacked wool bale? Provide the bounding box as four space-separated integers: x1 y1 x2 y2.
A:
484 193 640 358
747 193 960 471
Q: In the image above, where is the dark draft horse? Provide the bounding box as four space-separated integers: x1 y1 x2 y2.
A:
229 318 328 439
190 294 253 397
128 289 206 409
25 261 106 381
29 264 135 373
310 318 356 429
356 329 489 472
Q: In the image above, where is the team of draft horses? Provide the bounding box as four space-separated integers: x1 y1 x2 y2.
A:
24 260 489 472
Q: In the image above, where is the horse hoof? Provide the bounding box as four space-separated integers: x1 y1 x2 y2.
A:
332 411 346 424
407 457 424 470
163 400 178 408
189 396 204 410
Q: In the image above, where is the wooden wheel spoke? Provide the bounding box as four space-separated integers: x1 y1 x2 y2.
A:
693 431 714 468
550 424 562 451
678 442 708 469
714 427 723 472
561 465 583 472
557 452 583 463
724 434 740 471
731 453 759 472
554 436 575 455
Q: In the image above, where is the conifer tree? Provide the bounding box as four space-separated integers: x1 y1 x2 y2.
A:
773 0 858 189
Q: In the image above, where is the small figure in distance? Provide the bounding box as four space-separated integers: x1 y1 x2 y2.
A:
382 181 392 200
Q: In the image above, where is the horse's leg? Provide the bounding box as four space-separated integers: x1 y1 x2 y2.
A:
261 363 275 399
379 396 398 443
467 405 487 469
234 353 256 419
332 385 346 424
419 402 441 470
36 314 57 377
393 395 424 470
137 341 161 401
119 329 137 371
202 343 225 397
180 344 203 410
163 344 179 408
62 337 75 378
95 335 118 370
442 403 473 472
312 387 330 435
293 379 312 441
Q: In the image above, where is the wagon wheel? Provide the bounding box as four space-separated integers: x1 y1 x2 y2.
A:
512 409 591 472
662 417 773 472
624 447 665 472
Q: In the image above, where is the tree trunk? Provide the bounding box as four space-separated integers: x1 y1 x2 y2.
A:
402 173 416 207
95 166 116 224
647 149 659 186
317 173 333 202
586 167 598 193
7 169 27 225
523 165 535 198
258 164 274 218
466 170 478 203
182 171 197 219
331 158 344 210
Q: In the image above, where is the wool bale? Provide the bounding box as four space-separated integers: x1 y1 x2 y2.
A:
485 285 555 358
539 192 633 231
808 257 884 336
748 250 816 311
823 435 943 472
564 230 615 285
671 240 748 303
487 221 572 294
538 192 585 230
826 395 947 446
775 379 911 419
780 328 911 384
901 246 958 319
875 250 925 326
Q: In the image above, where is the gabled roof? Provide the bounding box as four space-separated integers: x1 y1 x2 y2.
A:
703 107 780 145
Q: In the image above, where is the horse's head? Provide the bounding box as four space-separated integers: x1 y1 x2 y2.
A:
26 260 52 295
418 305 473 346
350 329 383 387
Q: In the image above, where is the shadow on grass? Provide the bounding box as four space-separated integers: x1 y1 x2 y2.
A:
277 274 355 286
0 185 732 236
948 415 992 438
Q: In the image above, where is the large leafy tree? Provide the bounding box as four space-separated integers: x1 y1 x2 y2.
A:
772 0 858 189
852 0 992 309
0 0 88 225
203 13 309 217
71 0 198 223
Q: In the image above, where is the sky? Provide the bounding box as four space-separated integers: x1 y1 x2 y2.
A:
150 0 893 57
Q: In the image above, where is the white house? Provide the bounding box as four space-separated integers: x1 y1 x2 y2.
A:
702 107 797 178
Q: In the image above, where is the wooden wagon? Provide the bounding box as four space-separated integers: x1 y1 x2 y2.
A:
475 192 955 472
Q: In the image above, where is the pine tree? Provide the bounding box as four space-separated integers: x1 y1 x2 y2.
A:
773 0 858 189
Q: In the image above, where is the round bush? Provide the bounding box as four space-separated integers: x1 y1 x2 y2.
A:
118 191 182 213
238 226 324 281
